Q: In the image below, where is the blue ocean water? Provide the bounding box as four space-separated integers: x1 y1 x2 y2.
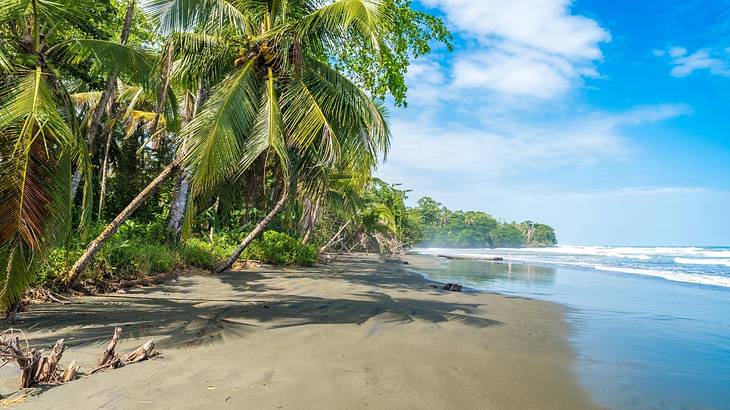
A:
411 246 730 410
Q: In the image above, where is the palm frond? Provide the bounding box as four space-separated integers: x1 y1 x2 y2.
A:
0 68 75 310
238 67 288 174
144 0 250 33
0 45 11 73
297 0 384 48
53 39 157 87
282 58 390 170
181 59 261 195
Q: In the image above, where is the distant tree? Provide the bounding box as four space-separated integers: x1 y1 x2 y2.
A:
530 224 557 247
416 197 444 227
490 223 526 248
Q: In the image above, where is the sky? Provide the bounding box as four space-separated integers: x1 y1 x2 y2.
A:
376 0 730 246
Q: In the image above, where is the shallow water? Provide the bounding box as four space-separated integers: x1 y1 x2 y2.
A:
410 247 730 410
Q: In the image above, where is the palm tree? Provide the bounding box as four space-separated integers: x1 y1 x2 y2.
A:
0 0 96 311
66 0 393 281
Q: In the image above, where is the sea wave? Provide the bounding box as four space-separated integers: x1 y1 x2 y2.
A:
674 257 730 267
591 265 730 288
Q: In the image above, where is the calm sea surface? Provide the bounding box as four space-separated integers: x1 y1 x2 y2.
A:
411 246 730 410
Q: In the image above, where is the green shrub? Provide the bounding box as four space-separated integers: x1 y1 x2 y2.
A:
131 244 176 274
243 231 318 266
102 241 175 276
179 238 217 269
116 217 169 244
37 247 83 285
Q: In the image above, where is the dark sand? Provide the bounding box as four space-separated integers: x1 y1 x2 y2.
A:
1 254 598 409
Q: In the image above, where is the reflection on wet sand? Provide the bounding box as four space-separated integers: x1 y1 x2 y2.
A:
415 258 557 287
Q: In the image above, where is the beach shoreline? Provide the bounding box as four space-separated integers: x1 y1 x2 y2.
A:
2 254 597 409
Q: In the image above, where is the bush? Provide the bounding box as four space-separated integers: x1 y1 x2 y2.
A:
104 242 176 275
37 247 83 286
131 244 176 274
179 238 217 269
243 231 318 266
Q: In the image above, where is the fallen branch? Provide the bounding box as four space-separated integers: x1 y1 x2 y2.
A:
123 339 156 363
1 327 161 399
119 272 179 288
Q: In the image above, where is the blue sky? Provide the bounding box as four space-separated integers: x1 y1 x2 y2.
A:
376 0 730 246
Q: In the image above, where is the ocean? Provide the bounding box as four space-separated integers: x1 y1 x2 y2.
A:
411 246 730 410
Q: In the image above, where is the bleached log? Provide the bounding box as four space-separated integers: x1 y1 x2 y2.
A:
62 360 80 382
123 339 155 363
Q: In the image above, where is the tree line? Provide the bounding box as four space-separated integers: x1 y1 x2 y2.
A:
408 197 557 248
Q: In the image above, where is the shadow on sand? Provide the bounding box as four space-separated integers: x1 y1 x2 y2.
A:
14 256 501 351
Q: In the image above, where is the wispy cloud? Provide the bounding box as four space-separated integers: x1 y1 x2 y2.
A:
654 46 730 77
379 104 690 183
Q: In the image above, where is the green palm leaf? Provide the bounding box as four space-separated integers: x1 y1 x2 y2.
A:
54 39 157 87
181 59 261 195
0 68 75 310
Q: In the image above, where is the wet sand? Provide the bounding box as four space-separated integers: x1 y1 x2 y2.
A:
1 254 598 409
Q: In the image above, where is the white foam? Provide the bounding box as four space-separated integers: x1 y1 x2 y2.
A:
674 257 730 267
591 265 730 288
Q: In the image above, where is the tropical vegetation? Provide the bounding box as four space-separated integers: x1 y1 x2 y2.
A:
408 197 557 248
0 0 553 317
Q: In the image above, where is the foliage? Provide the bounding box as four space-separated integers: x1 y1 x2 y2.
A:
179 236 238 269
331 0 453 106
106 242 176 275
179 238 218 269
409 197 557 248
244 231 318 266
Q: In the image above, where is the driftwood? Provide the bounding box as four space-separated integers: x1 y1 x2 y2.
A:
443 283 463 292
438 254 503 261
123 339 156 363
91 333 157 374
98 327 122 367
0 332 65 388
62 360 79 382
119 272 178 288
35 339 65 383
1 327 161 400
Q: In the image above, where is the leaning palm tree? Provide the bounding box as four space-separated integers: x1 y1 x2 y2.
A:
1 0 169 306
0 0 95 311
66 0 395 281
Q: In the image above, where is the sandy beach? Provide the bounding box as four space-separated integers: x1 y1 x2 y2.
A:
1 255 597 409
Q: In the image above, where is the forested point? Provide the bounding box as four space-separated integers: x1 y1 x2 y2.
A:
408 196 557 248
0 0 551 315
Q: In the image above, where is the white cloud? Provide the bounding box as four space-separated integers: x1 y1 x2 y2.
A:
656 46 730 77
379 104 690 182
420 0 611 99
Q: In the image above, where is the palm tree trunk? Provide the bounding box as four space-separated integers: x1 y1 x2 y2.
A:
150 43 174 135
300 199 320 245
65 159 180 286
69 0 135 201
213 187 289 273
208 196 219 242
97 125 115 218
167 84 207 239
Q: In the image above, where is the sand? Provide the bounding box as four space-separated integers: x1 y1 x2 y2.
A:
1 254 598 409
